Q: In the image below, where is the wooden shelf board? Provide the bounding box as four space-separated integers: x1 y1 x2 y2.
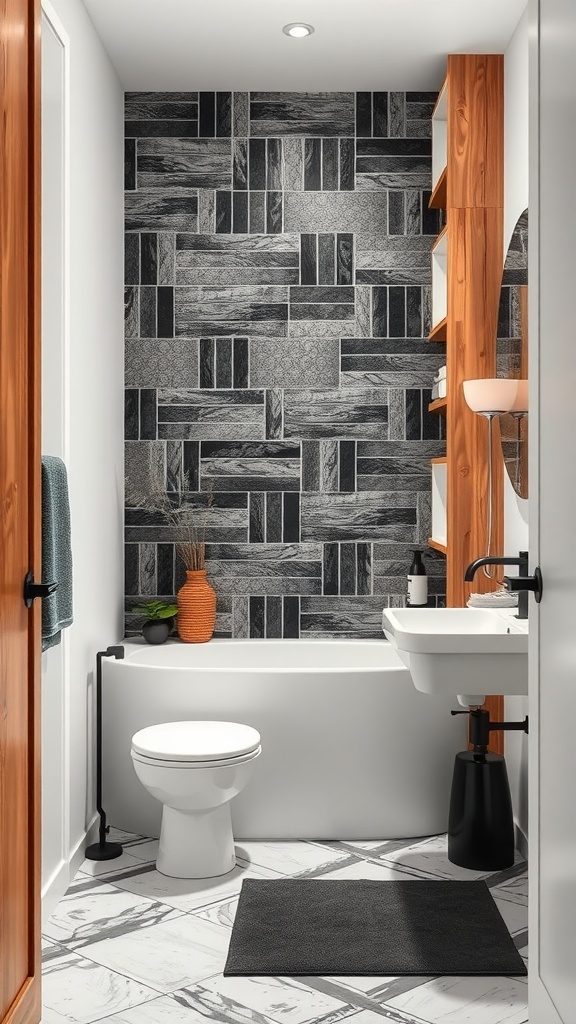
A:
428 538 447 555
429 166 447 209
428 316 447 342
428 397 447 414
430 456 448 465
431 223 448 252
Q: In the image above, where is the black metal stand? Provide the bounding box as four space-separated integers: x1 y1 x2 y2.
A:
447 708 529 871
85 645 125 861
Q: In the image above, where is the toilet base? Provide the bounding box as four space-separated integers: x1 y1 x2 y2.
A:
156 802 236 878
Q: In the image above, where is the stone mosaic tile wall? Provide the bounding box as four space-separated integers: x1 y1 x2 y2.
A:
124 91 447 638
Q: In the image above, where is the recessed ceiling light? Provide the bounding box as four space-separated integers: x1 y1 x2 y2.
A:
282 23 315 38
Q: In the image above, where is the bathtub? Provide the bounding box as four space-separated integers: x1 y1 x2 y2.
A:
102 639 466 840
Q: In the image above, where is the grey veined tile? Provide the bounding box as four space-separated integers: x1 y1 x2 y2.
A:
250 338 340 388
250 92 355 136
125 191 198 232
284 387 388 440
284 192 387 234
125 339 198 388
137 138 232 190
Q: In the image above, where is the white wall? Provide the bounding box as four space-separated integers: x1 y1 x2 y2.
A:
503 8 529 851
41 0 124 916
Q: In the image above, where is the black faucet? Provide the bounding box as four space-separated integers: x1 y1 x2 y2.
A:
464 550 530 619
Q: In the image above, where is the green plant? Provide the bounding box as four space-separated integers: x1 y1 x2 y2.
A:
132 600 178 621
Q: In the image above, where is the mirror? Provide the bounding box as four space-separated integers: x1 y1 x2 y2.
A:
497 209 528 498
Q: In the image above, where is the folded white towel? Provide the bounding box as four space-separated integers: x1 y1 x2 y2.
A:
434 365 447 382
467 590 518 608
431 379 447 400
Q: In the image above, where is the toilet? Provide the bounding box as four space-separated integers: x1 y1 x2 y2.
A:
130 720 261 878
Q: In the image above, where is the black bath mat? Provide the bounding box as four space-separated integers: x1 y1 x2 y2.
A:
224 879 526 976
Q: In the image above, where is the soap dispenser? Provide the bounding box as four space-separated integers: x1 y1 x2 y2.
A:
407 549 428 607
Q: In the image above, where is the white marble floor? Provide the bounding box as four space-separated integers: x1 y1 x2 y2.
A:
42 830 528 1024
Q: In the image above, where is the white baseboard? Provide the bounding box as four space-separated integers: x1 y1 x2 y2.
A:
42 814 99 924
515 820 528 861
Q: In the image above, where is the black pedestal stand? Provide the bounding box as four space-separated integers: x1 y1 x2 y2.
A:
448 707 529 871
85 645 125 861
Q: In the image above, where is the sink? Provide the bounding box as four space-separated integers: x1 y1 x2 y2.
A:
381 607 528 700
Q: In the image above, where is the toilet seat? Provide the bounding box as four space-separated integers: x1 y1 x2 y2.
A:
131 720 261 765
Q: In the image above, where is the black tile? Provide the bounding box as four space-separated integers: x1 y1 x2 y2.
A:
199 92 216 137
125 234 139 285
157 286 174 338
422 191 441 235
266 191 283 233
318 233 336 285
233 191 249 233
339 139 355 191
339 440 356 492
140 389 157 440
183 441 200 490
125 138 136 190
216 92 232 137
125 120 198 138
249 139 266 190
283 493 300 542
233 337 249 388
283 596 299 638
304 139 321 191
388 287 406 337
405 389 422 440
216 338 233 388
372 287 388 338
356 543 371 595
139 286 157 338
266 596 282 638
266 492 282 542
233 139 248 190
422 388 442 440
336 234 353 285
249 191 265 233
388 192 405 235
140 233 157 285
125 389 139 440
322 139 339 191
323 543 339 595
249 493 265 542
406 286 422 337
216 191 232 233
250 596 265 638
356 92 372 137
157 543 175 595
125 544 139 596
125 98 198 120
340 544 356 595
267 139 282 190
373 93 388 137
301 234 317 285
357 139 432 157
200 338 215 388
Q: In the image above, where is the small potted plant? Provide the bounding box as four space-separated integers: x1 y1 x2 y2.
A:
132 601 178 645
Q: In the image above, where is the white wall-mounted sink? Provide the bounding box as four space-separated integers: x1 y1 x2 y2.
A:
381 607 528 700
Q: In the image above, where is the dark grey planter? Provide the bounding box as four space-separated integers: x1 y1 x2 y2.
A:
142 618 173 644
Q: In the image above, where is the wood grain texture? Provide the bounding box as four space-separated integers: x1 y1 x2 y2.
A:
0 0 42 1021
446 54 504 210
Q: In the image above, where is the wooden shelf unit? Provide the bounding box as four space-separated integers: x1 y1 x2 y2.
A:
427 54 504 750
427 538 447 555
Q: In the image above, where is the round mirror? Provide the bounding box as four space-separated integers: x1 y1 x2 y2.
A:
497 209 528 498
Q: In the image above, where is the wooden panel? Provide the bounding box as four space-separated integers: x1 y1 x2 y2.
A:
428 166 447 209
0 0 42 1021
446 54 504 210
446 206 503 608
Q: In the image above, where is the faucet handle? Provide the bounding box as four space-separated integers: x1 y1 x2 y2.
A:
503 566 543 603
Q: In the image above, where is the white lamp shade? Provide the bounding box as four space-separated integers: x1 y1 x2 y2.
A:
462 378 527 414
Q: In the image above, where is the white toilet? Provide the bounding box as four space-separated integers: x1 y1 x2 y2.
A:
130 720 261 878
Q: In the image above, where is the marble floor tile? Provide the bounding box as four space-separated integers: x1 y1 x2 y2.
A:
43 882 179 950
42 946 158 1024
119 838 159 862
86 988 278 1024
318 857 423 882
196 974 351 1024
235 840 351 876
380 976 529 1024
77 913 231 993
491 894 528 939
492 872 528 906
111 858 283 914
79 850 145 878
378 834 499 880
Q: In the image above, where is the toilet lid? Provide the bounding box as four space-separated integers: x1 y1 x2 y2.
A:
130 720 261 763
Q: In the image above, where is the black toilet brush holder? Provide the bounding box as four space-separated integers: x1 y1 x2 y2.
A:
447 708 528 871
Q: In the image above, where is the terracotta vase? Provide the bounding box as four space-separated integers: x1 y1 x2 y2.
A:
176 569 216 643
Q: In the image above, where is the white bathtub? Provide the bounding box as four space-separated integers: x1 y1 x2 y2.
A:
102 639 466 840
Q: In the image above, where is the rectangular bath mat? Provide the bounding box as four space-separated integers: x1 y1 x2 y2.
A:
224 878 527 976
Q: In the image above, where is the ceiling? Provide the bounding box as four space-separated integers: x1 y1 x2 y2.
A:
81 0 527 92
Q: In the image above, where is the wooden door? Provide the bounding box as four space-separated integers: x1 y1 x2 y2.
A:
0 1 42 1023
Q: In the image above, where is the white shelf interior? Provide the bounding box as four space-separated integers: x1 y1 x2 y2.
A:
432 80 448 190
431 229 448 329
431 460 448 547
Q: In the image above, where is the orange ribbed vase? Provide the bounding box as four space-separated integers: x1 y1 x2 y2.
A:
176 569 216 643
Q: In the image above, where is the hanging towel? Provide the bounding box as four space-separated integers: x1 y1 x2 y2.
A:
41 456 73 651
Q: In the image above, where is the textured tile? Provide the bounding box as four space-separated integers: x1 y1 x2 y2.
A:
232 91 249 137
125 191 198 232
302 492 416 542
250 338 339 388
284 388 388 440
250 93 355 136
284 193 387 233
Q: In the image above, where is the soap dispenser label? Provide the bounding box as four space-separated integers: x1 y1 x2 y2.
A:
407 575 428 607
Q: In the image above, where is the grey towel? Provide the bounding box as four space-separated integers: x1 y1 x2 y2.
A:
42 456 73 651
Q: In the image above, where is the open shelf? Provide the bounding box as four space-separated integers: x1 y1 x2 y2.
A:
430 79 448 207
428 397 447 414
429 166 447 209
427 538 447 555
431 457 447 550
431 225 448 335
428 316 447 342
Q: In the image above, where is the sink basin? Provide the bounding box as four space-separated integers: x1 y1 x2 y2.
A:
381 607 528 699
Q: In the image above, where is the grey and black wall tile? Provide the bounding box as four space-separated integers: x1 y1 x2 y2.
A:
125 90 446 636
